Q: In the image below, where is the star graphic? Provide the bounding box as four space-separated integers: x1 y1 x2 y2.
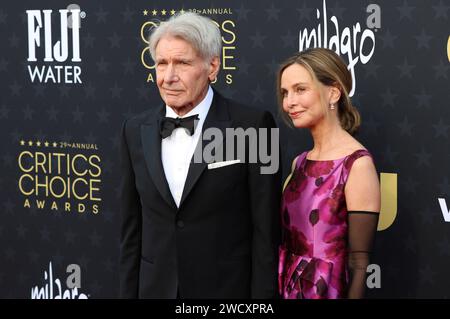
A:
122 7 135 22
109 83 123 98
96 57 109 73
97 108 111 123
379 29 398 49
396 58 415 78
432 119 449 138
161 9 167 16
136 83 150 100
397 0 415 20
36 141 41 147
83 33 95 49
251 85 265 103
33 84 46 97
2 153 13 167
9 33 19 47
84 82 96 98
380 89 397 107
414 88 432 108
0 58 9 72
432 0 450 19
433 59 449 79
296 3 313 21
20 140 25 146
418 264 436 285
44 141 49 147
250 31 266 48
84 131 98 144
10 129 22 142
383 145 399 164
72 105 84 123
23 105 34 120
329 1 346 20
16 224 27 239
110 134 121 150
96 7 109 23
236 58 251 75
397 117 414 136
437 177 450 195
52 142 58 147
266 4 280 21
0 104 9 119
65 229 77 244
0 10 7 24
437 236 450 257
40 227 51 241
143 10 148 16
170 9 176 15
122 58 136 75
265 59 280 76
108 33 122 48
9 81 22 96
281 30 296 48
235 4 250 21
90 230 102 247
46 105 59 121
3 198 15 214
414 29 433 49
152 10 157 16
414 148 431 167
363 62 381 79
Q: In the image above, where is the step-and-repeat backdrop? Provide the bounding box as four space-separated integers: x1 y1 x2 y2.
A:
1 0 449 298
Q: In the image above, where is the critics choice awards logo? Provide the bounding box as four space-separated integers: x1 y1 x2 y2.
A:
17 139 102 215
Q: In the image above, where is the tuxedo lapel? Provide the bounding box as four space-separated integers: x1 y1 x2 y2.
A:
141 108 177 210
179 92 231 207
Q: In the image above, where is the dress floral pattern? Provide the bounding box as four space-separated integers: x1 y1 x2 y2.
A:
278 149 372 299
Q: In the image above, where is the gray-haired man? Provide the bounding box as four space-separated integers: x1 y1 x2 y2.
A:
119 12 281 298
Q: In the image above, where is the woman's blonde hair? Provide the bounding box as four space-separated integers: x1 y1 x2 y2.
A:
277 48 360 135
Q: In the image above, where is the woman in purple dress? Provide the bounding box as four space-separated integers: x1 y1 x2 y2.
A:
277 48 380 299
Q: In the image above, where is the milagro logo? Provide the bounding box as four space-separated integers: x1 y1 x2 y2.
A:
31 262 89 299
26 4 85 84
298 0 380 96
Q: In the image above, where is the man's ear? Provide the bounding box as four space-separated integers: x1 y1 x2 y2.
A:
208 56 221 82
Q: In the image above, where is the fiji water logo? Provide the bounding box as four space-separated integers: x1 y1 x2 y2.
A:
298 0 381 96
31 262 88 299
26 4 85 84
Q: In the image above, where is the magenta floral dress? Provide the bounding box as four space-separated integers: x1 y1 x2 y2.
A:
278 149 372 299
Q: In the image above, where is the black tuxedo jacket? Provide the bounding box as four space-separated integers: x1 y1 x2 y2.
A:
119 91 281 298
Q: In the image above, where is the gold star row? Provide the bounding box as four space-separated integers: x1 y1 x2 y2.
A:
143 9 185 16
20 140 58 147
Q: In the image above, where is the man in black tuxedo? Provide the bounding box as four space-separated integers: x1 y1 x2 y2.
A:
119 12 281 298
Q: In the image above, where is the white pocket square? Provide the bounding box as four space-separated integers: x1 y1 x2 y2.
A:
207 159 241 170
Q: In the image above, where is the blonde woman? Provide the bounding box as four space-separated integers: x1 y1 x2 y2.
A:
277 48 380 299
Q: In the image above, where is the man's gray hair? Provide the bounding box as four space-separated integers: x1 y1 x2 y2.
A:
149 12 222 61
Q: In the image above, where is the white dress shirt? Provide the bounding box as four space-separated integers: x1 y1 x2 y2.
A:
161 86 213 207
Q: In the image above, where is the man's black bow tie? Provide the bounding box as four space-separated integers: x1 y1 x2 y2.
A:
160 114 199 139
